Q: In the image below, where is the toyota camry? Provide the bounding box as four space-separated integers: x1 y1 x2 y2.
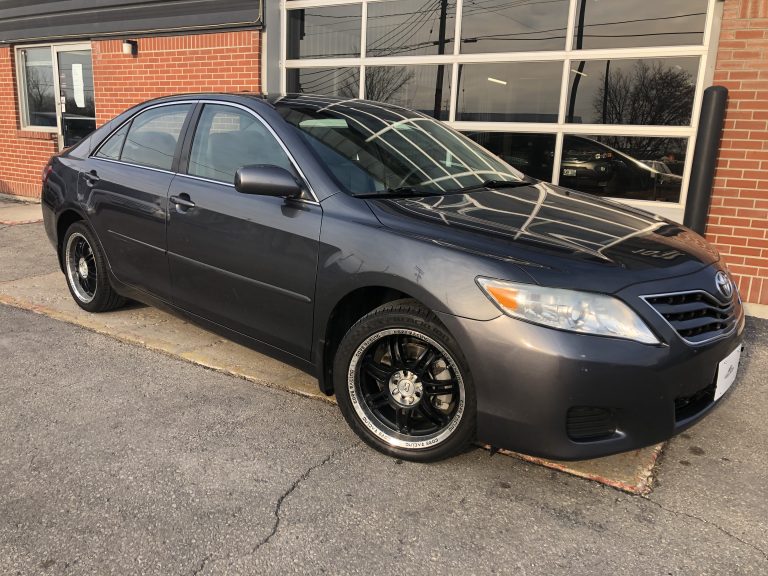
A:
41 94 744 462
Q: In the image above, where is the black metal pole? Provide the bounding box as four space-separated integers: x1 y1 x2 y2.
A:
683 86 729 234
601 60 610 124
433 0 449 118
566 0 587 122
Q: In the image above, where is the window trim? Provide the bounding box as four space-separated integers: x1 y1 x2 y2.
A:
279 0 720 221
15 44 58 133
15 41 93 135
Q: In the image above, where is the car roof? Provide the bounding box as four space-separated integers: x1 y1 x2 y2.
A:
135 92 425 119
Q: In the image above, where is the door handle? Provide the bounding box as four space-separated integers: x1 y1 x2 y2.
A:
170 194 196 209
83 170 100 186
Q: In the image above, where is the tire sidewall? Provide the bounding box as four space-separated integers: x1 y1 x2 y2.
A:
62 221 115 312
334 303 476 462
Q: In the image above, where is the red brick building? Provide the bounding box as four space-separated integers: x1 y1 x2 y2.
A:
709 0 768 310
0 0 767 313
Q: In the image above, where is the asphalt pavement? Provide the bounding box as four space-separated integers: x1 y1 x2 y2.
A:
1 221 767 575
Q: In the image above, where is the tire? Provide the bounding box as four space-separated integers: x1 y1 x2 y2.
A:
62 221 126 313
334 300 476 462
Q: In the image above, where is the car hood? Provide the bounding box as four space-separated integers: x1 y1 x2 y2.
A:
365 181 720 293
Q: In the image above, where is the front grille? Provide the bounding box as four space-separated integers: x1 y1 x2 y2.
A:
566 407 616 442
675 382 715 422
642 290 739 345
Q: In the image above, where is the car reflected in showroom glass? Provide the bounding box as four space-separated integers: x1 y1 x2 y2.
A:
42 94 744 462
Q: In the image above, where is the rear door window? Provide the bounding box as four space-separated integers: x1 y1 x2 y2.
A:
119 104 192 171
95 123 129 160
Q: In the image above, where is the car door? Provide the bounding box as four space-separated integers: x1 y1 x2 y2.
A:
84 102 194 300
166 102 322 359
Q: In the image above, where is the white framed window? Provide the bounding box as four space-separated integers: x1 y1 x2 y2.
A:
15 43 96 149
279 0 721 222
16 45 58 131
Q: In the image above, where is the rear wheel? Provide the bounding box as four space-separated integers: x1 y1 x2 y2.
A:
62 221 125 312
334 300 476 462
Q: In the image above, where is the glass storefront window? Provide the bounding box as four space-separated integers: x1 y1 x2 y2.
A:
286 67 360 97
367 0 456 57
364 65 451 119
455 62 562 122
559 135 687 202
572 0 708 50
565 58 698 126
18 47 56 128
287 5 362 59
281 0 716 208
463 132 556 182
460 0 569 54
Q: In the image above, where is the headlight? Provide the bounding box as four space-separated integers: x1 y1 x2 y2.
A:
477 278 659 344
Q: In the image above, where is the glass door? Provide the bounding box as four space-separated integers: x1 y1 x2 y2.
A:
54 45 95 148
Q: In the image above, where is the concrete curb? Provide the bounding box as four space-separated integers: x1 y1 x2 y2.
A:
0 219 43 225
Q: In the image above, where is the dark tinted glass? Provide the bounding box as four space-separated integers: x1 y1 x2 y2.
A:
572 0 708 49
287 5 362 59
367 0 456 57
20 47 56 127
364 65 451 119
565 58 698 125
455 62 561 122
96 123 129 160
464 132 556 182
286 67 360 96
57 50 96 146
276 98 523 195
121 104 191 171
559 135 687 202
461 0 568 53
189 105 294 183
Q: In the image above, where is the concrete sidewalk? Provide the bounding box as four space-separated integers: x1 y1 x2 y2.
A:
0 219 753 495
0 196 42 225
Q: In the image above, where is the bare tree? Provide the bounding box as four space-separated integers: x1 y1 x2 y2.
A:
340 66 416 104
25 67 55 118
593 61 694 159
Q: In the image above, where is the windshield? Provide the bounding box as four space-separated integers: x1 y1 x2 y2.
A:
274 96 524 196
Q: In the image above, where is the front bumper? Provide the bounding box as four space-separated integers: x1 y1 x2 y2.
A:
437 267 746 461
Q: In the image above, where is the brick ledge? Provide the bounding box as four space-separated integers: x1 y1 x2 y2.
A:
16 130 57 141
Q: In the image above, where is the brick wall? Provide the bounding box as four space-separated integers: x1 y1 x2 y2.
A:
708 0 768 305
0 30 261 199
0 46 58 198
92 30 261 126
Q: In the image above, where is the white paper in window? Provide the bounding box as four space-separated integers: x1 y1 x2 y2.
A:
72 63 85 108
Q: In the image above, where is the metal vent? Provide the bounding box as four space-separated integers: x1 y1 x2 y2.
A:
642 290 739 345
566 407 616 442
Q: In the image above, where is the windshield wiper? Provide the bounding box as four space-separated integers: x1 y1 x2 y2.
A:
453 179 536 194
353 187 444 199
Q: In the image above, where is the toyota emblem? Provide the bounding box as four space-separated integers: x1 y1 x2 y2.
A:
715 271 733 300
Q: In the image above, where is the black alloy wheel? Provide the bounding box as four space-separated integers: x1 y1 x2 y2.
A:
62 221 125 312
334 300 476 461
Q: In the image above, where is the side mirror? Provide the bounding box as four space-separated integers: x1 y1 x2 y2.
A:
234 164 303 198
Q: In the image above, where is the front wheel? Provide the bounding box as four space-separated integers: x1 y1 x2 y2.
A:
334 300 476 462
62 221 125 312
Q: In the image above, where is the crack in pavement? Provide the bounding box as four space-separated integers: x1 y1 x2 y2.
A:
251 443 360 555
187 443 360 574
190 553 211 576
643 496 768 562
